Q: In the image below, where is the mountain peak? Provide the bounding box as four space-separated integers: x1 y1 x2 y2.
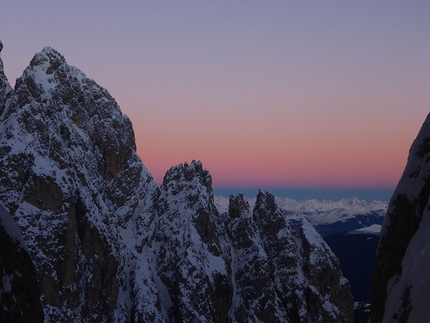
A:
0 45 354 322
0 43 159 321
29 46 66 74
162 160 213 194
228 193 250 219
255 190 278 213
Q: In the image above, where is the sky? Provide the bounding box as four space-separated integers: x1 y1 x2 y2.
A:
1 1 430 192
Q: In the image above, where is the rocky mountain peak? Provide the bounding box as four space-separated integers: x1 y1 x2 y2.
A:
226 190 354 323
0 46 158 321
254 190 280 221
29 46 66 73
255 189 277 211
162 160 213 196
0 45 354 322
228 193 249 219
155 161 232 322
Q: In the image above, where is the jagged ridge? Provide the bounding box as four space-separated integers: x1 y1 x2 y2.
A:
0 45 353 322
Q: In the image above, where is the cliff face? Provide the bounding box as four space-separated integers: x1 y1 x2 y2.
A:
0 45 353 322
0 46 160 322
154 161 232 322
153 170 354 323
0 204 44 323
372 113 430 323
0 41 13 116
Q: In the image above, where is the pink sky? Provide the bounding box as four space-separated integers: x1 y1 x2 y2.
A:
1 1 429 188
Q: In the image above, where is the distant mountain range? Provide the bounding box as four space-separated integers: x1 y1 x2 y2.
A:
215 196 387 236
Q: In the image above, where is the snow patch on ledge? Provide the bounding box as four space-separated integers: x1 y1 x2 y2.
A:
348 224 381 235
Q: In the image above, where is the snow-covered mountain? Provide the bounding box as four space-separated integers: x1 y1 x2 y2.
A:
0 45 159 322
0 45 354 322
218 195 386 308
372 113 430 323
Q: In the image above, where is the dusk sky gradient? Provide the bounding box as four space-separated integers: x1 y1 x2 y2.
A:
1 1 430 190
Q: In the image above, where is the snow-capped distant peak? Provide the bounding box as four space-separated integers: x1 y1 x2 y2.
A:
214 195 388 226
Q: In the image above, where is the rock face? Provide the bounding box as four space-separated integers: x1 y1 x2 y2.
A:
0 43 12 117
0 204 44 322
153 169 354 323
372 113 430 323
154 161 232 322
0 46 160 322
0 45 353 322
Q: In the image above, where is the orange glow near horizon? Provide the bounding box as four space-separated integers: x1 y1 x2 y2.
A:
134 108 416 189
2 2 429 190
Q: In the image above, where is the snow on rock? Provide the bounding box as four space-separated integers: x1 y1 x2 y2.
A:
300 217 353 322
348 224 381 235
214 195 230 215
276 197 387 226
226 191 354 322
0 45 354 323
227 193 288 322
215 196 387 226
0 46 161 322
252 191 308 321
154 160 232 323
372 112 430 323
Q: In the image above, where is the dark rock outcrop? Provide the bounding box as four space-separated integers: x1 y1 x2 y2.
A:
0 45 13 118
372 113 430 322
0 204 44 323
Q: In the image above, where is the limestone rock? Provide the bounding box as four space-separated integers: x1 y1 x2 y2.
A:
0 46 13 118
372 113 430 323
0 45 354 322
227 193 288 322
0 46 160 322
154 160 232 322
225 191 354 323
